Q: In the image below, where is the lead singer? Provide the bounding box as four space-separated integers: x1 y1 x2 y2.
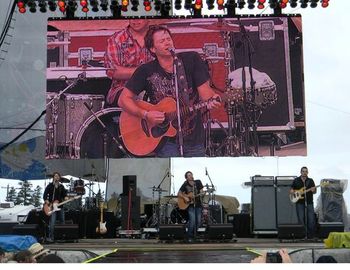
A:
118 25 221 157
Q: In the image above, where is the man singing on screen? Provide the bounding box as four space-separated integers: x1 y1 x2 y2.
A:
118 25 221 157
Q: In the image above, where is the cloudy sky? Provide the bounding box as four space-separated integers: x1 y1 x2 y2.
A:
1 1 350 214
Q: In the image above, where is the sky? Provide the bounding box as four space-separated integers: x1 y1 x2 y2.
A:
1 1 350 219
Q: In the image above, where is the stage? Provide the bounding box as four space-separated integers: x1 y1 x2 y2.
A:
45 237 350 263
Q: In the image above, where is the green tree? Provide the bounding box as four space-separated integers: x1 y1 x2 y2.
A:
32 185 42 207
15 180 34 205
6 186 17 202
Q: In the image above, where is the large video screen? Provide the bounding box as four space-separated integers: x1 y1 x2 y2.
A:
46 16 305 159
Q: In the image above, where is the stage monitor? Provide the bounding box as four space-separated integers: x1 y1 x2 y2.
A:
46 16 305 159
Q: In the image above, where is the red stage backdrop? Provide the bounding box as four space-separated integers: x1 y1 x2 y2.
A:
46 16 306 159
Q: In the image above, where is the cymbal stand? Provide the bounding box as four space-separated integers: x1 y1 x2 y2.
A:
146 187 162 228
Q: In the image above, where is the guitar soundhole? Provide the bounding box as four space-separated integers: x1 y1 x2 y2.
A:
151 121 170 138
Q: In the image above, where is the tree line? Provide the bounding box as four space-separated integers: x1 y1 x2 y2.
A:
4 180 42 207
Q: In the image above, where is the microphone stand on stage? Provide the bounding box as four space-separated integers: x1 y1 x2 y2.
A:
205 167 217 223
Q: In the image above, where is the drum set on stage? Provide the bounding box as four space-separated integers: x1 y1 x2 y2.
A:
53 174 99 210
145 183 217 228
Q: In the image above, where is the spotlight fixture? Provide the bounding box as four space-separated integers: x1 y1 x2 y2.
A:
321 0 329 8
100 0 109 11
290 0 297 7
237 0 245 9
131 0 139 11
175 0 182 9
154 0 161 11
300 0 308 8
248 0 256 9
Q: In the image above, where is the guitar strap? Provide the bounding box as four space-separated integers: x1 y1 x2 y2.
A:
174 56 189 106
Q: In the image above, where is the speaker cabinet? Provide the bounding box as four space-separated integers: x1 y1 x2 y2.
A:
123 175 137 196
54 224 79 241
12 224 42 241
209 205 223 224
318 222 344 239
159 224 185 241
275 177 299 225
278 224 305 239
251 177 277 232
121 195 140 230
206 224 234 241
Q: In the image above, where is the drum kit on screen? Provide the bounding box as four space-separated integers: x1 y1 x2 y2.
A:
198 19 277 157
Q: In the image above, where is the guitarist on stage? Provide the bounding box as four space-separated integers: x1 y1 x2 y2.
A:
290 166 316 239
43 172 68 243
118 25 221 157
178 171 204 242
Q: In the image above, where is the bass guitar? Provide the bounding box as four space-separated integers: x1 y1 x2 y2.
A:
119 89 242 156
178 192 205 210
289 182 329 203
96 202 107 235
43 195 81 216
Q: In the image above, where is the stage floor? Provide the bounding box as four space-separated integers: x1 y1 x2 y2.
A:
45 237 346 263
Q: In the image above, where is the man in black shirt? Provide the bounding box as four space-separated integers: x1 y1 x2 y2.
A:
178 171 204 242
43 172 67 242
290 166 316 238
119 25 221 157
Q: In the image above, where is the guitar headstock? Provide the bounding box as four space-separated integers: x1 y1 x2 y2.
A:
222 87 243 104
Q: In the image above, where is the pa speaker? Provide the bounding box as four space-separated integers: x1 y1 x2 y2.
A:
123 175 137 196
277 224 305 239
318 222 344 239
159 224 185 241
12 224 42 241
54 224 79 241
206 224 234 241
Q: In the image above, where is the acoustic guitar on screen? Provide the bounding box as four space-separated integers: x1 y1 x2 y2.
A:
289 181 329 203
119 89 242 156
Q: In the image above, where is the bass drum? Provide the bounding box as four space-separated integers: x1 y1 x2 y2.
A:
74 108 127 159
170 207 188 224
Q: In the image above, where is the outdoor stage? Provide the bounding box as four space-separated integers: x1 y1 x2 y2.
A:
46 237 350 263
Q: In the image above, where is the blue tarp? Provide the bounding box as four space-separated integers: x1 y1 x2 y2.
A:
0 235 37 252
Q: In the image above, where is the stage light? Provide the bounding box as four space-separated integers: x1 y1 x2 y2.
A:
268 0 278 9
216 0 224 5
122 0 129 6
310 0 318 8
27 0 37 13
154 0 161 11
300 0 308 8
248 0 256 9
321 0 328 8
279 0 288 8
17 0 27 13
184 0 192 10
194 0 202 9
131 0 139 11
175 0 182 10
89 0 99 11
58 0 66 8
164 0 171 11
143 0 151 11
68 0 78 10
258 0 266 9
289 0 297 7
38 0 47 12
237 0 245 9
100 0 109 11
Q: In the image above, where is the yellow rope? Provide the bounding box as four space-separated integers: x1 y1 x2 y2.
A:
82 248 118 263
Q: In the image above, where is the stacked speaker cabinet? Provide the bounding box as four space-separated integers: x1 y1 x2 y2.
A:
121 175 140 230
275 176 298 225
251 176 277 234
